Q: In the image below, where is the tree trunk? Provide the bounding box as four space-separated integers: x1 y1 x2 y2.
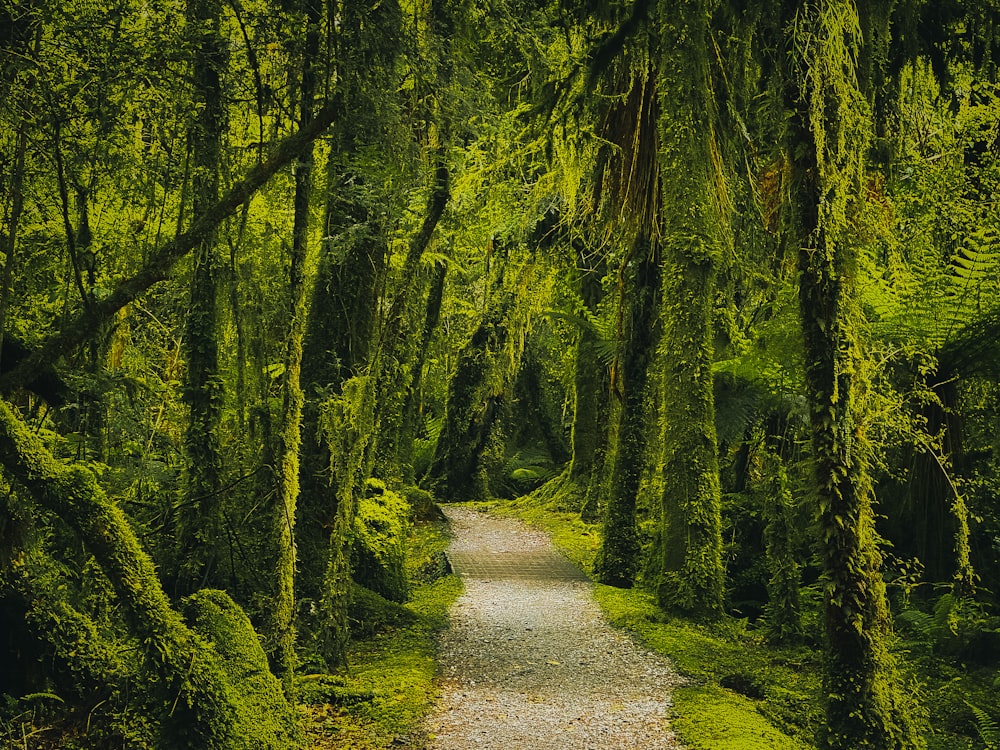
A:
594 235 660 587
370 158 449 479
761 448 802 643
652 0 725 618
296 152 389 604
271 0 321 691
176 0 227 594
787 2 921 745
572 247 609 521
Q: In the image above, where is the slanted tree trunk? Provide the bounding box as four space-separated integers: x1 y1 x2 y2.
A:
398 260 447 483
271 0 321 691
786 2 921 745
654 0 724 617
176 0 227 593
0 102 342 395
370 158 449 479
0 401 239 749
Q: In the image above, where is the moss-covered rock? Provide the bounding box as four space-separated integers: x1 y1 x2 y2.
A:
347 583 417 638
401 485 443 522
352 479 409 603
181 589 301 750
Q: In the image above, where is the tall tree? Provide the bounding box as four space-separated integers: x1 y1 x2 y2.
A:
270 0 322 690
654 0 725 617
784 1 920 745
176 0 228 592
590 65 663 588
296 0 401 603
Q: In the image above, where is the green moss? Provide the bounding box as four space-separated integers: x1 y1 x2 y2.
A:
347 583 417 637
352 479 410 602
182 589 301 750
673 685 812 750
405 517 452 583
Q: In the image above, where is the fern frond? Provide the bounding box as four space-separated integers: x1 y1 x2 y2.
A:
966 702 1000 750
896 608 940 640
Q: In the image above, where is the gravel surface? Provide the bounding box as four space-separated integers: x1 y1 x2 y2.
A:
425 506 684 750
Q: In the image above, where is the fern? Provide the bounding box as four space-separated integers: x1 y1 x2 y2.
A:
932 591 959 635
896 608 940 641
966 702 1000 750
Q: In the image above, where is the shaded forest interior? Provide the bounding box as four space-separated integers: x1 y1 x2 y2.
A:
2 0 1000 748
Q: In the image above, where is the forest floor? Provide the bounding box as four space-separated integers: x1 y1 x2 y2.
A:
424 505 684 749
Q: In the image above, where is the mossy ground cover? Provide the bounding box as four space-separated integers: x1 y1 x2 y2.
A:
302 519 461 749
487 496 820 750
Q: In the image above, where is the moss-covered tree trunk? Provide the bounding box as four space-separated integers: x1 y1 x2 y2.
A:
653 0 724 617
296 147 389 602
787 1 921 745
0 401 240 749
571 246 609 521
271 0 320 690
594 235 660 587
428 269 517 503
177 0 227 594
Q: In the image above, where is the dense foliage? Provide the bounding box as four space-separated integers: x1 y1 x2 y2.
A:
1 0 999 747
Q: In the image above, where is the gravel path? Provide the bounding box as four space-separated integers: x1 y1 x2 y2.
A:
425 506 684 750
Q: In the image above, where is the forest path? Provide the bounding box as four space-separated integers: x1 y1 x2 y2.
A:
424 506 683 750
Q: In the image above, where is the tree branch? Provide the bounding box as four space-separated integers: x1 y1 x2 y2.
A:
0 101 341 392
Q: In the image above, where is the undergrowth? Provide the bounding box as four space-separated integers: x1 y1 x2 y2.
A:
302 519 461 749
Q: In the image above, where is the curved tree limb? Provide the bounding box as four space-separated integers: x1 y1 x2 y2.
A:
0 399 238 747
